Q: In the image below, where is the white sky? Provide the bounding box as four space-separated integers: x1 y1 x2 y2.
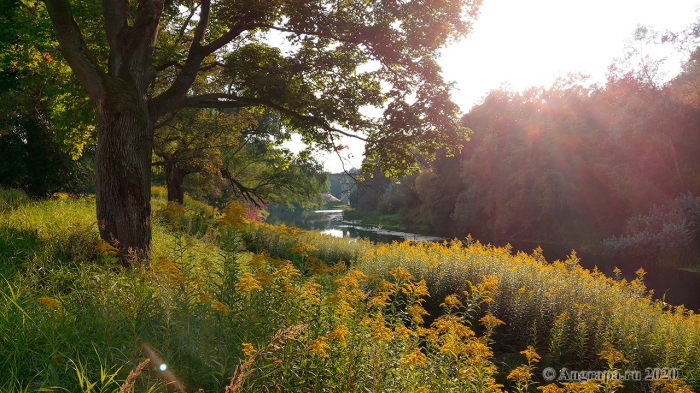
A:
291 0 700 173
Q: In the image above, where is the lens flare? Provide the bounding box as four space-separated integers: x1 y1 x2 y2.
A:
160 363 167 371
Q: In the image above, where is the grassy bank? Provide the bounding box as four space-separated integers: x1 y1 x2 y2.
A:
1 189 698 392
342 210 429 232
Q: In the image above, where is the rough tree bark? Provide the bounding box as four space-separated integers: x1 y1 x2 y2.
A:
95 96 153 255
44 0 165 260
165 159 187 204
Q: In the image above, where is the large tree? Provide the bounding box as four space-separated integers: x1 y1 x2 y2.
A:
153 107 257 203
42 0 479 258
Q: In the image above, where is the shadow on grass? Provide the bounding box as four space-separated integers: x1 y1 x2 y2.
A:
0 226 42 278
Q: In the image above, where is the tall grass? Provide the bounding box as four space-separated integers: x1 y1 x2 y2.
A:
1 188 698 392
241 221 374 265
235 223 700 392
357 240 700 386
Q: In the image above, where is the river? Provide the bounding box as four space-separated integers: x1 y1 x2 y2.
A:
265 209 445 243
265 209 700 311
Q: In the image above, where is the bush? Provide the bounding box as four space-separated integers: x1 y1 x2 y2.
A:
603 194 700 268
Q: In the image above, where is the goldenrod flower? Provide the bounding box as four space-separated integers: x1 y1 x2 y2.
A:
561 381 600 393
197 292 212 304
652 378 695 393
369 292 391 308
479 313 505 330
597 342 628 365
441 294 463 310
300 278 322 304
401 349 428 368
407 304 429 325
370 317 393 342
273 264 301 279
329 324 350 348
507 365 531 383
538 384 565 393
236 272 263 293
94 238 119 255
309 336 330 357
255 270 273 286
521 345 540 363
241 342 256 357
389 266 414 282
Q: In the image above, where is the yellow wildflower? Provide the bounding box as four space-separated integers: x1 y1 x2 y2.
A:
197 292 212 304
246 251 269 269
407 304 429 325
538 384 565 393
560 381 600 393
273 263 301 279
597 342 628 365
401 349 428 368
255 270 273 286
394 323 417 339
94 238 118 255
329 324 350 348
370 316 393 342
507 365 532 383
521 345 540 363
37 297 61 309
236 272 263 293
241 343 256 357
389 266 414 282
300 278 322 304
652 378 695 393
479 313 506 330
441 294 463 310
309 336 330 357
369 291 391 308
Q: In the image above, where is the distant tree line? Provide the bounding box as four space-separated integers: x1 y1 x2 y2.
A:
352 28 700 269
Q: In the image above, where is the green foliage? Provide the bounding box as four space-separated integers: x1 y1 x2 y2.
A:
3 195 700 392
0 0 96 157
0 0 96 196
0 188 31 212
352 68 700 273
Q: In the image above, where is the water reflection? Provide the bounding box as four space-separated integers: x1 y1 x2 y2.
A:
265 208 700 311
265 209 444 244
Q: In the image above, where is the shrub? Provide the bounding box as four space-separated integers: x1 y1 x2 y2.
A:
603 193 700 268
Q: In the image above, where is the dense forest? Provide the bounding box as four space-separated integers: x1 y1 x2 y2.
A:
351 29 700 271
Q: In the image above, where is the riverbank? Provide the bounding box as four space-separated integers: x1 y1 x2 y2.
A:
267 207 700 311
2 190 699 392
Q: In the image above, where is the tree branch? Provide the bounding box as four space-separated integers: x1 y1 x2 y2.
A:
155 60 184 72
182 93 369 142
175 4 199 44
220 168 265 207
151 0 224 118
101 0 129 76
44 0 106 104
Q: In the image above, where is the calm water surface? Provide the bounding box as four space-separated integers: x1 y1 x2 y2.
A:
265 209 700 311
265 209 444 243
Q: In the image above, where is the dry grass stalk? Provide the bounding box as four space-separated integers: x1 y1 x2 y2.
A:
225 324 307 393
117 358 151 393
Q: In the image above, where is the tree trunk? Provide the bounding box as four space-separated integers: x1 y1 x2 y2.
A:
95 97 153 261
166 160 186 204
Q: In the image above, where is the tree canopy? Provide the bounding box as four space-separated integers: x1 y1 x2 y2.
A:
0 0 95 195
38 0 481 257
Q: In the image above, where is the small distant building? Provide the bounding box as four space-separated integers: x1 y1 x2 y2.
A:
322 193 341 203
